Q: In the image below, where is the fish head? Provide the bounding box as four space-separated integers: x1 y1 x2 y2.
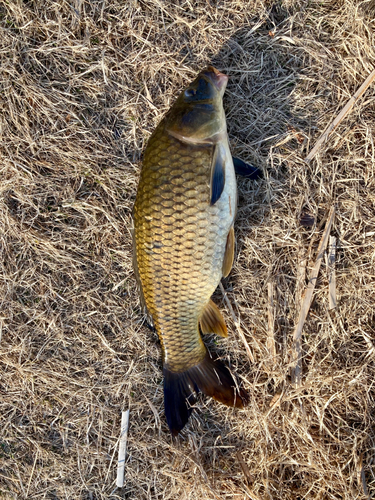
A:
165 66 228 143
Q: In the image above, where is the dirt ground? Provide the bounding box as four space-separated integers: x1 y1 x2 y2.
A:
1 1 375 499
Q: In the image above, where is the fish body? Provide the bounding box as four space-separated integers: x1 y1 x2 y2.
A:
133 67 247 434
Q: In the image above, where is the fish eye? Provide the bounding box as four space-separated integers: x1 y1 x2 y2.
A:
184 88 197 98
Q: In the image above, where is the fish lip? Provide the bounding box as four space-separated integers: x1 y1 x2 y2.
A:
203 65 228 92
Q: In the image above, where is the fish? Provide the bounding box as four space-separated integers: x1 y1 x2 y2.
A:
132 66 252 436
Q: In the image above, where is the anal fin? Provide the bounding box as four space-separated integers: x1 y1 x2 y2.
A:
222 225 235 278
200 299 228 337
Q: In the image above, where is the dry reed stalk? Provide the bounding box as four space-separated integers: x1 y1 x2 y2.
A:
305 68 375 163
295 248 307 311
292 206 335 386
328 235 337 310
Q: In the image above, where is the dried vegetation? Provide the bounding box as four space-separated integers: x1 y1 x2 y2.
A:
1 0 375 498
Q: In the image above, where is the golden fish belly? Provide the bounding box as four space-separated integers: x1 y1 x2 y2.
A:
133 123 236 372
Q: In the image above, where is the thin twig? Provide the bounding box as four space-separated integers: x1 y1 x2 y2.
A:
295 248 307 312
26 451 38 498
219 281 254 363
292 206 335 386
328 236 337 310
116 409 130 488
358 453 369 497
15 463 26 497
266 281 276 365
236 450 254 484
305 68 375 163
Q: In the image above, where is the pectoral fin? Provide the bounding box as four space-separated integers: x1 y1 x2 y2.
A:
233 156 261 179
222 225 235 278
210 144 226 206
200 299 228 337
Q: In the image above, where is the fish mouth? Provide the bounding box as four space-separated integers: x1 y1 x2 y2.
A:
203 66 228 92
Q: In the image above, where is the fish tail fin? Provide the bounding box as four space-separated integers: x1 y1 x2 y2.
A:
163 352 248 436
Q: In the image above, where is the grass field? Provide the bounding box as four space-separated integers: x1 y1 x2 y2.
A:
1 1 375 498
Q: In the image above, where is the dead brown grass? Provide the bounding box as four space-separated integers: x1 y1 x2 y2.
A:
1 0 375 498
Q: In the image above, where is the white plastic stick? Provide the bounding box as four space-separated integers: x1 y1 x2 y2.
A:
116 409 130 488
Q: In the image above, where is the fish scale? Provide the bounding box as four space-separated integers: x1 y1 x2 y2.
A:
134 125 233 372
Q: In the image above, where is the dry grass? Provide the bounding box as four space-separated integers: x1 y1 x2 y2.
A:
1 0 375 498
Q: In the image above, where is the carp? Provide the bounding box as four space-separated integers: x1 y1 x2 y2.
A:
133 66 256 435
